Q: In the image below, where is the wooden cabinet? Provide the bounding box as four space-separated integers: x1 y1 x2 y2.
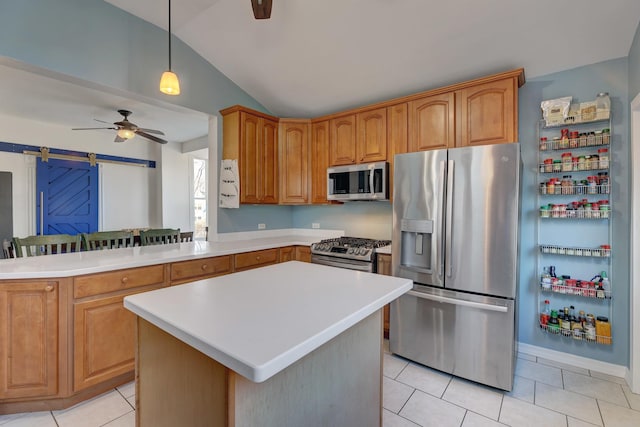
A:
279 120 310 204
72 266 167 391
409 92 456 152
329 114 357 166
387 103 408 200
295 246 311 263
170 256 233 285
356 108 387 163
0 280 59 399
311 121 331 204
235 249 280 272
279 246 295 262
456 76 517 147
376 254 392 339
221 107 279 204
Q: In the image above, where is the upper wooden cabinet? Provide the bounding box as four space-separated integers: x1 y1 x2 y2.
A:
356 108 387 163
221 107 279 204
387 103 408 200
329 114 357 166
409 92 456 152
0 280 60 399
311 121 331 204
456 76 517 147
279 120 310 204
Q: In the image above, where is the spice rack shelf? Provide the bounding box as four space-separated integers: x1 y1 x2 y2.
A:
538 322 612 345
535 93 613 349
539 245 611 258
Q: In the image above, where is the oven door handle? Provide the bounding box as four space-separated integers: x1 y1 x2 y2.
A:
311 254 374 272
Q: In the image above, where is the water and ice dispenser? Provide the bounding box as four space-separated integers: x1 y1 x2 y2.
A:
399 219 433 274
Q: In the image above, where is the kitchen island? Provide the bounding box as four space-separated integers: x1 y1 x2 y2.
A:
124 261 412 427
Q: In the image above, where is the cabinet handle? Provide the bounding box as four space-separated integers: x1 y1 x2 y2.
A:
121 276 129 285
44 285 54 292
256 256 261 260
201 264 209 271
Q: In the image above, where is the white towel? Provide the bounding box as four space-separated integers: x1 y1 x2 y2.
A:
219 159 239 208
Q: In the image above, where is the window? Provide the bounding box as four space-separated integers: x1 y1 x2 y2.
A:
192 157 207 240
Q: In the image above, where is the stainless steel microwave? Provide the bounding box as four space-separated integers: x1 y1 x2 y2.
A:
327 162 388 201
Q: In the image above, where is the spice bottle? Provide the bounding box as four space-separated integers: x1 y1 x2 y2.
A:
548 310 560 334
596 316 612 344
598 148 609 169
540 300 550 327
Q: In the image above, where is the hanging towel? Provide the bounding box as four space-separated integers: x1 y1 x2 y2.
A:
219 159 239 208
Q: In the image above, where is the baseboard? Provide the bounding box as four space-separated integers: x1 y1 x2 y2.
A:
517 341 627 379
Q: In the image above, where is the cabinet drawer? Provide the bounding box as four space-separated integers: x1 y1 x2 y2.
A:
171 256 233 283
234 249 279 271
74 265 166 299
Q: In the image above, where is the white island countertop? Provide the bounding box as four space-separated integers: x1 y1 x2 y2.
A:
0 232 340 279
124 261 412 383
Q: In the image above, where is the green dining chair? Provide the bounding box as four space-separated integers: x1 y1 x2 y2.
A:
140 228 181 246
82 231 134 250
180 231 194 242
12 234 82 257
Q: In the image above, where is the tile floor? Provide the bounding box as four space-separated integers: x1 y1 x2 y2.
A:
1 346 639 427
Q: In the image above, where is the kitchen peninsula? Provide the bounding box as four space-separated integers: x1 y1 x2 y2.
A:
0 232 348 414
125 261 411 426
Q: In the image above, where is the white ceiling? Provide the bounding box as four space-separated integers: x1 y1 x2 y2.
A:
0 60 209 144
105 0 640 117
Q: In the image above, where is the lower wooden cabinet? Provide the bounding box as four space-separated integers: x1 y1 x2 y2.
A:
0 280 59 399
279 246 295 262
235 249 280 272
170 256 233 285
376 254 392 338
295 246 311 263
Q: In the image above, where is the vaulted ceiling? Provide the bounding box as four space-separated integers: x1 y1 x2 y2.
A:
105 0 640 117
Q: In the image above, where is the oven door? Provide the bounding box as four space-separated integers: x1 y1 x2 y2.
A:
311 254 374 272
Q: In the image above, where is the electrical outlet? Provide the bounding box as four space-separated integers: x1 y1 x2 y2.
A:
312 223 320 229
258 223 266 230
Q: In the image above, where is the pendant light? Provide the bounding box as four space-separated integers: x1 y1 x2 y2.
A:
160 0 181 95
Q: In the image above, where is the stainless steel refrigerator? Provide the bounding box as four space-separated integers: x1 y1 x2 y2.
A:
390 143 520 391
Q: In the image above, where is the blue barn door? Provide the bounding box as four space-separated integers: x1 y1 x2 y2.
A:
36 158 99 235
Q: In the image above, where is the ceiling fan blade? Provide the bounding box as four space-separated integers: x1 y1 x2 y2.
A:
251 0 272 19
72 127 117 130
93 118 112 124
138 128 165 135
136 130 168 144
114 135 126 143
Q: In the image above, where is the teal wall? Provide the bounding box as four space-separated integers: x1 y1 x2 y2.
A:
517 58 630 366
629 22 640 100
0 0 292 234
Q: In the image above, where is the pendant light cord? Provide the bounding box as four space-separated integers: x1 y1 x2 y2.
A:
168 0 172 71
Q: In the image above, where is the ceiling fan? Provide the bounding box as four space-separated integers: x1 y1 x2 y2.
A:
251 0 272 19
72 109 168 144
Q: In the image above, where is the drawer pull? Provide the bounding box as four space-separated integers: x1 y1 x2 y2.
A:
256 256 261 260
44 285 54 292
121 277 129 285
201 264 209 271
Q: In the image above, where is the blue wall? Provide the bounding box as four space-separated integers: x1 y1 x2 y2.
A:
629 22 640 101
517 58 630 366
0 0 290 234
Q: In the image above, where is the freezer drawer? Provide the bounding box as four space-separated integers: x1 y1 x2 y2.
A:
389 286 516 391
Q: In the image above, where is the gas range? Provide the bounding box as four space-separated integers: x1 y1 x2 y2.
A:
310 237 391 272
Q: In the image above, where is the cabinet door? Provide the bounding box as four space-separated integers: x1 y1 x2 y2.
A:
235 249 280 272
409 93 455 152
357 108 387 163
387 103 408 200
0 281 58 399
260 118 279 204
240 112 261 204
376 254 392 339
73 288 160 391
295 246 311 263
311 121 330 204
329 115 357 166
279 246 295 262
279 121 309 204
456 77 516 147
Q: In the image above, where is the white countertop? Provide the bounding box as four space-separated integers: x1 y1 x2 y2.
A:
0 233 333 279
124 261 412 383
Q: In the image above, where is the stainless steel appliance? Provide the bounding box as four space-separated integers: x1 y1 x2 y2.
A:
327 162 388 201
390 143 520 391
311 237 391 272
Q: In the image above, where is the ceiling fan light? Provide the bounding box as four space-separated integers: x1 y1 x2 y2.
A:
117 128 136 140
160 70 181 95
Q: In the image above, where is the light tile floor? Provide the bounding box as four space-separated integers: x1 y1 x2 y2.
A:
2 345 639 427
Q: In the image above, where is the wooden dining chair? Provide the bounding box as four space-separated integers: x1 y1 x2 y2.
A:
82 231 134 250
179 231 194 242
140 228 181 246
12 234 82 257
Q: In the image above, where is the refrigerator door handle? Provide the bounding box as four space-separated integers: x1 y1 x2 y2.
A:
445 159 454 277
407 290 508 313
437 160 447 278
